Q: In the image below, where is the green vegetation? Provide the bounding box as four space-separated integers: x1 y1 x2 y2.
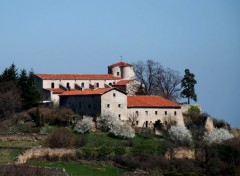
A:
28 160 125 176
0 140 40 148
0 148 24 164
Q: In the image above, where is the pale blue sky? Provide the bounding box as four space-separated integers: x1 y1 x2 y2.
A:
0 1 239 127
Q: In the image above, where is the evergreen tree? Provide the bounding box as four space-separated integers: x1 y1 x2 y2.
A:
23 69 41 109
0 64 18 83
18 69 29 108
181 69 197 104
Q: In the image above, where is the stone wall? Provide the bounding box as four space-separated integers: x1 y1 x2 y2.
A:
165 147 205 161
16 147 76 164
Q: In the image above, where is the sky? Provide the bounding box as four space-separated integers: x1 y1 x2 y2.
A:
0 0 239 128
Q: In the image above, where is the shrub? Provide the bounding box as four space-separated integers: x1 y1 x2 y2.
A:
46 127 74 148
73 135 88 148
212 118 231 130
16 123 32 133
203 128 234 145
110 122 135 138
74 117 94 134
96 113 118 132
168 125 193 146
40 124 56 135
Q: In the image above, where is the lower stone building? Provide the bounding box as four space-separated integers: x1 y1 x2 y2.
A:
59 87 184 127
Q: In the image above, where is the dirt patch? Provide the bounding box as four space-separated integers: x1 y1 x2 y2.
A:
0 134 46 142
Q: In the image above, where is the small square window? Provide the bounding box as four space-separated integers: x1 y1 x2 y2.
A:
165 111 167 115
107 104 110 108
113 93 116 97
118 114 121 120
155 111 158 115
136 111 139 115
174 111 177 115
136 121 139 125
145 111 148 115
117 72 120 76
118 104 121 108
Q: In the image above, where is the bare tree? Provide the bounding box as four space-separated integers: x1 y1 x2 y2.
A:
134 60 163 95
0 81 22 117
133 60 182 101
155 68 182 101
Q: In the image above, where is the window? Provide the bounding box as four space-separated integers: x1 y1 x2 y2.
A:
155 111 158 115
51 82 54 88
165 111 167 115
136 111 139 115
109 83 112 86
81 83 84 88
79 102 81 109
66 82 70 88
113 93 116 97
118 104 121 108
145 121 148 128
174 111 177 116
118 114 121 120
117 72 120 76
145 111 148 115
88 104 91 109
107 104 110 108
96 83 99 88
136 121 139 125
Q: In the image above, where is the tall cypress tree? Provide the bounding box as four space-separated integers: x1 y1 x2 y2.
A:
181 69 197 104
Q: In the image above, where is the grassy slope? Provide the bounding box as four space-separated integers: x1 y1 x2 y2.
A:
28 160 125 176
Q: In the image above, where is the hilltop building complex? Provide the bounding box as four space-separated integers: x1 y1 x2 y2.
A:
35 61 184 127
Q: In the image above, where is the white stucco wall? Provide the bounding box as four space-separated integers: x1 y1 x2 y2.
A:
128 108 184 127
122 66 134 80
101 90 128 120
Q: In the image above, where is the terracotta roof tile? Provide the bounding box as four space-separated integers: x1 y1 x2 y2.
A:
46 88 65 94
127 96 181 108
36 74 121 80
109 62 133 67
60 88 113 96
114 80 133 86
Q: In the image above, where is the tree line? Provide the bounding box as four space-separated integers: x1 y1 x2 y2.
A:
0 64 40 117
133 60 197 103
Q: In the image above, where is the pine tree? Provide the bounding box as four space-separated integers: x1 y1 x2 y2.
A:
24 69 41 109
181 69 197 104
0 64 18 83
18 69 29 108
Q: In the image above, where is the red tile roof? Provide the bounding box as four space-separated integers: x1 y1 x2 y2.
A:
114 80 133 86
60 88 114 96
109 62 133 67
46 88 65 94
36 74 121 80
127 96 181 108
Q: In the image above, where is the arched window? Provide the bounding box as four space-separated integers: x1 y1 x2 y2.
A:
81 83 84 88
66 83 70 88
51 82 54 88
96 83 99 88
109 83 112 86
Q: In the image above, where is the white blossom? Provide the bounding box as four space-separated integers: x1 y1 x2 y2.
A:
203 128 234 145
168 125 193 145
110 122 135 138
96 113 118 132
74 117 94 134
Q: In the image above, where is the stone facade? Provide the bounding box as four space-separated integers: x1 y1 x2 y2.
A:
60 88 184 128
